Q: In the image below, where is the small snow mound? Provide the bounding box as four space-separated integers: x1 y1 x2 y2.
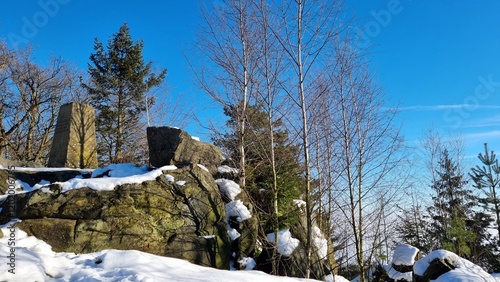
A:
312 226 328 260
218 165 239 174
414 250 496 281
176 180 186 186
225 200 251 222
392 244 419 266
238 257 257 270
216 179 241 201
191 136 200 141
266 229 300 257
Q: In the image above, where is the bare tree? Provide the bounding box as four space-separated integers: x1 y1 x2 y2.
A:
268 1 344 277
0 45 74 163
192 0 263 188
322 37 407 281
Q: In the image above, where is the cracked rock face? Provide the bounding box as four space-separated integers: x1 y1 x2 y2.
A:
0 165 230 269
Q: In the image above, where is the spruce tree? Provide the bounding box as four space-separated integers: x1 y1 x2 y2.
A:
83 23 166 163
427 149 476 258
214 103 302 232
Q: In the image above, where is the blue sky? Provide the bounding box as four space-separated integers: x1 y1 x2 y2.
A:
1 0 500 160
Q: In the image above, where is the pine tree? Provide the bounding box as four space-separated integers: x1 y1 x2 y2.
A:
82 23 166 163
469 143 500 272
470 143 500 242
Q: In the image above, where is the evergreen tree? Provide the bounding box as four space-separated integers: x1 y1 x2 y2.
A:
469 143 500 272
427 150 476 258
214 103 302 232
83 23 166 163
470 143 500 242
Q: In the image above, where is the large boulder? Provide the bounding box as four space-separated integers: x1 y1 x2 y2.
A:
0 165 230 269
147 127 222 173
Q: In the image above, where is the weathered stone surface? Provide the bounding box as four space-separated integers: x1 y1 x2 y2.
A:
48 103 98 169
413 258 455 282
0 165 230 269
147 127 222 173
16 218 76 251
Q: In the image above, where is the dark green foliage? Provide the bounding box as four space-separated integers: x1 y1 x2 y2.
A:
469 143 500 272
82 23 166 163
213 103 302 232
427 150 476 258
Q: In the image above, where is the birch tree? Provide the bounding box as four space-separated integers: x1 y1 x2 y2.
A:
269 1 343 276
324 37 406 282
193 0 262 188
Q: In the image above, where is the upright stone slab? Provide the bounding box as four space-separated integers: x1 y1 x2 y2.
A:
48 103 98 168
147 126 222 173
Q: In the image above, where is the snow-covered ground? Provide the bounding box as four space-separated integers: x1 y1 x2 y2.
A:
0 224 327 282
1 164 500 281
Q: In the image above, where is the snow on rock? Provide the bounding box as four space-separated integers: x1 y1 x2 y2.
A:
0 223 321 282
325 274 350 282
238 257 257 270
228 227 241 241
216 178 241 201
293 199 306 212
57 165 176 193
392 244 419 266
414 250 496 281
266 229 300 257
312 226 328 260
197 164 209 172
225 200 251 222
218 165 239 174
191 136 200 141
165 174 175 183
384 265 413 281
91 163 149 178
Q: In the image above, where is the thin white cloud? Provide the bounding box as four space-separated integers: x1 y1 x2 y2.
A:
464 130 500 143
461 114 500 129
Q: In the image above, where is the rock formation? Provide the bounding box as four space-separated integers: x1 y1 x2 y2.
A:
147 127 222 173
0 164 230 269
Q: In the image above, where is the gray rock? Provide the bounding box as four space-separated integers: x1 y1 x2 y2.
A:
147 127 222 173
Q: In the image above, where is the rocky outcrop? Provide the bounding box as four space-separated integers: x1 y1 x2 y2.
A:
147 127 222 173
0 165 230 269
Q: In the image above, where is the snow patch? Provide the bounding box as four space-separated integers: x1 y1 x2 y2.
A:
225 200 251 222
238 257 257 270
216 179 241 201
312 226 328 260
392 244 419 266
218 165 239 174
91 163 148 178
266 229 300 257
197 164 209 172
57 165 175 192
